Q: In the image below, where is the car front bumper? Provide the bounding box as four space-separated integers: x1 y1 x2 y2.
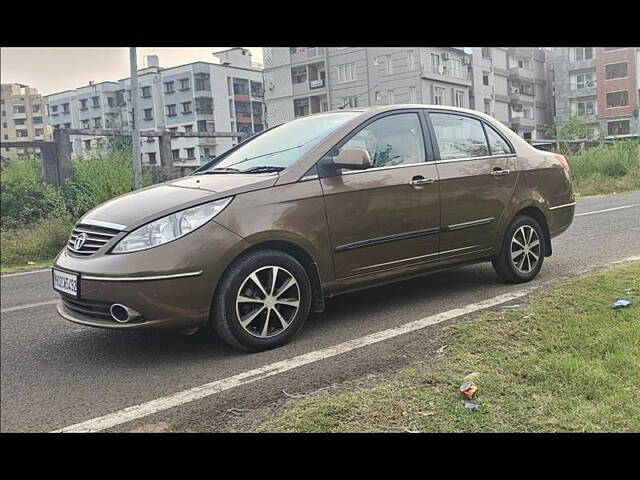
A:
53 220 251 331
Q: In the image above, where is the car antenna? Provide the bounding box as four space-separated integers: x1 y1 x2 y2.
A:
338 82 380 109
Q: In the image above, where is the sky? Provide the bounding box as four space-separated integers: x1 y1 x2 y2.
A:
0 47 264 96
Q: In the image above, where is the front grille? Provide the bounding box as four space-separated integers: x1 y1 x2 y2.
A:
61 295 113 320
67 223 121 256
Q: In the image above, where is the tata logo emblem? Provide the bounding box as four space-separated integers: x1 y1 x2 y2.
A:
74 233 88 250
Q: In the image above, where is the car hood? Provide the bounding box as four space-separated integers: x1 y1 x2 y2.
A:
80 173 278 230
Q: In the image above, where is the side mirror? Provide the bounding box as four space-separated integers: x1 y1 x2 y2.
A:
332 148 372 170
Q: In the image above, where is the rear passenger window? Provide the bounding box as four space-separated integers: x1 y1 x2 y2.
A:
484 125 512 155
430 113 489 160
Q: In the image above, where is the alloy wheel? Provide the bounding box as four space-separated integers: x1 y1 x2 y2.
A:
510 225 541 274
235 266 301 338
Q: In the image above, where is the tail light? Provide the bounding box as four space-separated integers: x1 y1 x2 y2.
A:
554 154 571 180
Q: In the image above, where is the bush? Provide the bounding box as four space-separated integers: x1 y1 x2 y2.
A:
0 217 73 267
62 145 153 218
0 155 69 229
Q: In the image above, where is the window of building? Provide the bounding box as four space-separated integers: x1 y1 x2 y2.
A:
481 47 491 60
605 62 628 80
407 50 415 70
32 104 40 113
186 147 195 159
83 140 92 150
516 58 531 70
197 120 207 132
92 96 100 107
141 86 151 98
184 124 193 133
143 108 153 120
62 103 70 113
574 47 593 61
603 47 625 51
81 119 90 128
294 98 310 117
14 118 26 125
164 81 175 93
484 99 492 115
576 73 595 89
451 58 462 78
172 149 180 160
33 116 43 124
195 78 208 91
482 71 490 86
50 105 58 112
387 90 395 105
13 105 26 113
79 99 87 109
385 55 393 74
336 63 356 83
2 122 6 128
107 97 115 107
16 129 28 137
291 66 307 84
179 78 190 90
454 90 465 108
181 102 192 114
577 100 595 115
166 104 176 116
34 128 44 136
430 53 440 73
340 113 425 169
606 91 629 108
147 152 156 163
341 96 358 108
432 86 445 105
64 123 71 129
93 117 102 128
250 81 264 98
430 112 490 159
408 86 417 103
607 120 630 135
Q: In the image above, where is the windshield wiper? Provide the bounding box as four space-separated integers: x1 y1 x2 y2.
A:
195 167 241 174
242 166 286 174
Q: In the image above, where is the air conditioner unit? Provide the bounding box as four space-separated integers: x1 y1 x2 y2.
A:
462 57 470 65
438 65 445 75
442 52 450 60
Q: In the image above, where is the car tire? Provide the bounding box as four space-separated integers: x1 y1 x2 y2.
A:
212 249 312 352
492 215 546 284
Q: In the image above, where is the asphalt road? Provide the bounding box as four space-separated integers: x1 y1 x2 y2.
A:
1 192 639 432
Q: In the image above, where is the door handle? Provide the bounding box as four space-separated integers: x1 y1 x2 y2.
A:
490 169 510 177
409 176 436 186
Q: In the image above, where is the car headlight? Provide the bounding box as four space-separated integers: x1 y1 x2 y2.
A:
111 197 233 254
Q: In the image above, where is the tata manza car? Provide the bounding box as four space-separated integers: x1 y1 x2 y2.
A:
52 105 575 351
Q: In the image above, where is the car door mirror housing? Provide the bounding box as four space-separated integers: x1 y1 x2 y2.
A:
332 148 372 170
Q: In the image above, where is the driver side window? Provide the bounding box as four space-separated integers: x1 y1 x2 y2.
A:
340 113 426 169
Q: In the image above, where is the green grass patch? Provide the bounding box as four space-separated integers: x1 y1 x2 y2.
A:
255 263 640 432
567 140 640 196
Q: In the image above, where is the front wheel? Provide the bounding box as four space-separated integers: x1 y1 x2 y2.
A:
212 250 311 352
492 215 546 284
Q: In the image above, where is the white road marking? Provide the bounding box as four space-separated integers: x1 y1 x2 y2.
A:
54 288 533 433
1 268 51 278
1 300 58 313
575 204 640 217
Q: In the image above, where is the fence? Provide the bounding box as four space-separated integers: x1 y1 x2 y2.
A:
527 134 639 153
2 128 247 186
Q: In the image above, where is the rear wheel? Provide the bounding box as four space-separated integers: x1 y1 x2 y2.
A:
492 215 546 284
212 250 311 352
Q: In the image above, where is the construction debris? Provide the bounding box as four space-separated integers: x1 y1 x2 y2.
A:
459 381 478 400
612 299 631 310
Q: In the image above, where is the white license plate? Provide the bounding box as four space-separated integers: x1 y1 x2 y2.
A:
52 269 79 298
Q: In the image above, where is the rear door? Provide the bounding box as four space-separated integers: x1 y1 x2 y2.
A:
426 110 518 257
319 111 441 279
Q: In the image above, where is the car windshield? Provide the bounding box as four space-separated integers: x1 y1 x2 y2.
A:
199 111 361 174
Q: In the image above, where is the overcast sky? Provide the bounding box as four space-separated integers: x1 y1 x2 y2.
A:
0 47 264 96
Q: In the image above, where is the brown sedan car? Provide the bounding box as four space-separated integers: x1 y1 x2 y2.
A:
52 105 575 351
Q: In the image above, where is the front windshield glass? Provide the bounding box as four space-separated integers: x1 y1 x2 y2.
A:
200 111 361 173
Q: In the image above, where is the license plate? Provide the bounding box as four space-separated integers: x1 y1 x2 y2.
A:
52 269 79 298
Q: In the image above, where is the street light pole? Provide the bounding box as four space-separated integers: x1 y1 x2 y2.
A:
129 47 142 189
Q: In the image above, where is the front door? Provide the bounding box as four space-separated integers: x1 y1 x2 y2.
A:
320 111 441 279
427 111 519 257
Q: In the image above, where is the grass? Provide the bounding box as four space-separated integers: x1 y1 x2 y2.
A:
567 140 640 196
254 263 640 432
0 218 73 274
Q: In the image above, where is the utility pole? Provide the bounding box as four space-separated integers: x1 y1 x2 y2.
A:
129 47 142 189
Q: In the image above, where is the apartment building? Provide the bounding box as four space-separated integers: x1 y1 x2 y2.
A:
469 47 554 140
553 47 639 138
45 48 265 167
1 83 49 162
262 47 472 126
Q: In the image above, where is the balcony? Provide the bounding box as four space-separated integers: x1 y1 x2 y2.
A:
420 64 471 85
510 116 536 129
508 66 534 80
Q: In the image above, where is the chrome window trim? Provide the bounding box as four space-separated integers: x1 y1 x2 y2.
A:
434 153 517 165
339 160 432 176
80 219 127 231
447 217 494 231
548 202 576 210
82 270 203 282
